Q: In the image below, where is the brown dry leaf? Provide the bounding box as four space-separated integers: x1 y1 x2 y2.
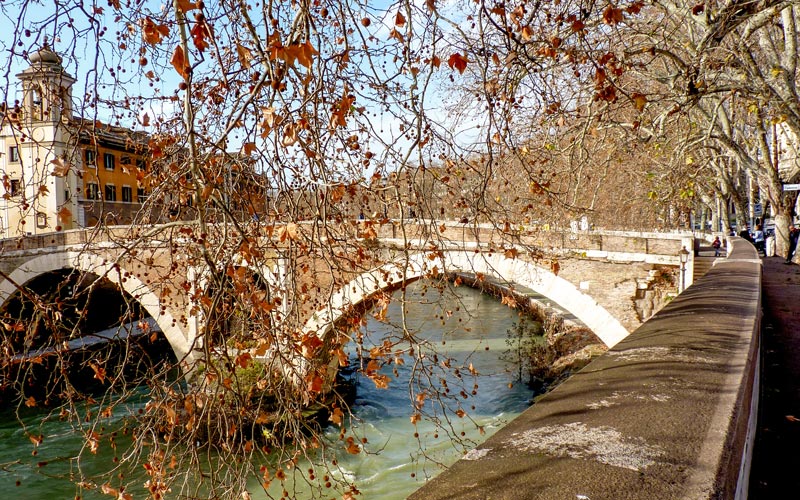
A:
176 0 198 12
603 5 624 24
330 184 345 202
259 106 281 136
50 157 70 177
191 19 213 52
632 93 648 112
141 17 169 45
278 222 299 242
236 43 253 68
100 483 118 497
628 1 644 14
388 28 404 43
369 373 390 389
345 437 361 454
170 45 190 80
300 333 323 358
235 352 253 369
281 122 298 147
329 406 344 426
296 40 318 69
89 363 106 382
242 142 256 155
89 433 99 453
334 347 348 367
58 205 72 225
501 294 518 308
448 53 468 74
307 374 324 393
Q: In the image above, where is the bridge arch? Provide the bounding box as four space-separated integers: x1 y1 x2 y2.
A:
304 250 630 348
0 250 195 363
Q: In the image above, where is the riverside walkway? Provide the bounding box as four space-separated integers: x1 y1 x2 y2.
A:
749 255 800 495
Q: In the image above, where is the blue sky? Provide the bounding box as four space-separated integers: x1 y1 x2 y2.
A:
0 0 484 175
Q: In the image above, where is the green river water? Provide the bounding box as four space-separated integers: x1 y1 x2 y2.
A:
0 282 535 499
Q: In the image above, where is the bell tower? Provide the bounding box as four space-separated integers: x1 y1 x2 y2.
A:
1 42 80 236
15 41 76 124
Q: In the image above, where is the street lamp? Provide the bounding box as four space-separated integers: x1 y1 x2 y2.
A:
679 246 690 292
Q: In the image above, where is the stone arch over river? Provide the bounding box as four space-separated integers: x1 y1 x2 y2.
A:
0 250 194 363
303 249 630 348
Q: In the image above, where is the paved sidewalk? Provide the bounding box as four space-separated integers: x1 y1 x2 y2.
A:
749 256 800 496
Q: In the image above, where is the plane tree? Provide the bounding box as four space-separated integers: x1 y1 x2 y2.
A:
10 0 800 497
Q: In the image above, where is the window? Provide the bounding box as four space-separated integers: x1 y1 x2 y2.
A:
120 155 131 165
122 185 132 203
85 150 95 165
9 179 20 197
31 85 42 121
105 184 116 201
137 188 148 203
136 159 146 170
8 146 19 163
36 212 47 229
103 153 115 170
86 182 99 200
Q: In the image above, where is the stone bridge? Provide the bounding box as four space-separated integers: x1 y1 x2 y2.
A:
0 221 696 366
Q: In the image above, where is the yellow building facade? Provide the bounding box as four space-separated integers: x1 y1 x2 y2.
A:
0 45 149 238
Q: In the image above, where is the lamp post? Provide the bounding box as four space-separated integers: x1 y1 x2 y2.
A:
679 246 690 292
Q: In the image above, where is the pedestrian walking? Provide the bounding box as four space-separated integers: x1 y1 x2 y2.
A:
712 236 722 257
786 225 800 264
739 226 752 242
753 225 765 254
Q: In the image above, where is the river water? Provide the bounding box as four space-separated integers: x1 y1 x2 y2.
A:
0 281 536 499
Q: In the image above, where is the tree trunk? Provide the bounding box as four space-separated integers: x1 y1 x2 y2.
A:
775 212 792 260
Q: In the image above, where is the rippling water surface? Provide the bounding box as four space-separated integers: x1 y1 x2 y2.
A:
0 281 535 499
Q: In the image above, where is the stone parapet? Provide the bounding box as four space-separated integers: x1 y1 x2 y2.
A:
410 237 760 499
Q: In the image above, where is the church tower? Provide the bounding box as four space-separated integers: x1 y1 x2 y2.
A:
0 42 80 236
16 42 76 124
